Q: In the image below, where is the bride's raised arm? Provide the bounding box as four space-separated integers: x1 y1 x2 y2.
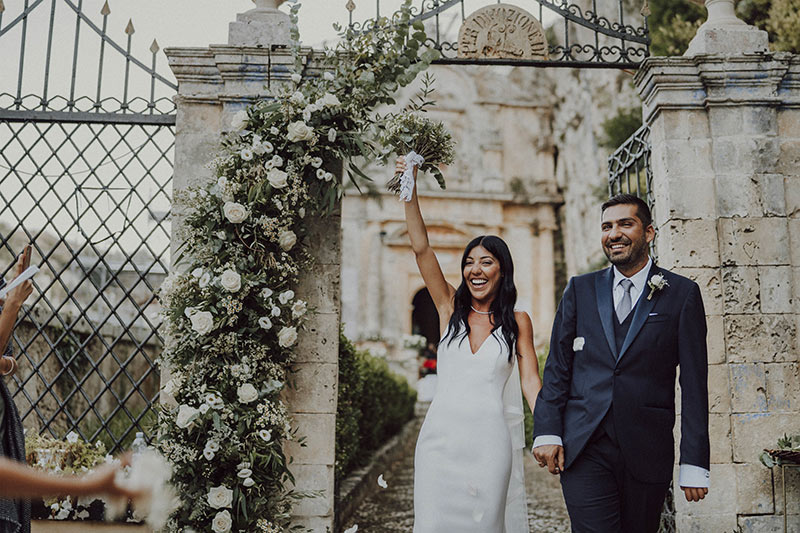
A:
396 157 456 316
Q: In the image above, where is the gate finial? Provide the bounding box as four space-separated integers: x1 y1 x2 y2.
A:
100 1 110 15
0 0 5 14
125 19 135 35
346 0 356 12
150 39 160 54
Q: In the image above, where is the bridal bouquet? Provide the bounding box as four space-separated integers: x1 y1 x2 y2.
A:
381 113 455 200
379 75 455 201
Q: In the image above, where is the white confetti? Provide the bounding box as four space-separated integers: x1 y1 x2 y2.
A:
344 525 359 533
377 474 388 489
472 508 484 523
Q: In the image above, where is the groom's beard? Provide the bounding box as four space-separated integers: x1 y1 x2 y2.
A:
603 237 648 267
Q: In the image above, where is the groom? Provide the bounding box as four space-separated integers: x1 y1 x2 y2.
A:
532 194 710 532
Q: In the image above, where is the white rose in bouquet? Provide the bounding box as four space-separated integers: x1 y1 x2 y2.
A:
291 73 302 83
323 71 334 81
278 326 298 348
237 383 259 404
258 429 272 442
289 91 305 106
211 510 232 533
316 168 327 180
258 316 273 330
311 156 323 168
267 168 289 189
271 306 281 317
240 148 254 161
291 300 307 318
220 269 241 292
242 477 255 487
286 121 314 142
327 128 337 142
198 272 211 288
230 110 248 130
223 202 248 224
237 468 253 479
278 290 294 304
321 92 341 107
175 405 200 429
260 287 273 299
271 155 283 167
189 311 214 335
278 230 297 251
207 485 233 509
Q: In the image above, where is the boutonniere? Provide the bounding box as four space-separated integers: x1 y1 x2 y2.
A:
573 336 585 351
647 273 669 300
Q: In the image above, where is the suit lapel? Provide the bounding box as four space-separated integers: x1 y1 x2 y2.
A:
595 267 617 360
617 263 661 364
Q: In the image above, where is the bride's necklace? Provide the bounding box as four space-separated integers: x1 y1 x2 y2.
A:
470 306 492 315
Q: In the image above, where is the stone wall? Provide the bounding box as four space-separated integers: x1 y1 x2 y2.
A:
635 10 800 529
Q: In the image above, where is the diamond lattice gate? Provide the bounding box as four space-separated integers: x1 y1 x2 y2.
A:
0 0 175 452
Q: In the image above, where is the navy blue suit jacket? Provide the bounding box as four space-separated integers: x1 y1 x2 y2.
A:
533 263 710 483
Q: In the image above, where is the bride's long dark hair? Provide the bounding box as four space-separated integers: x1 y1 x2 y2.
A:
444 235 519 361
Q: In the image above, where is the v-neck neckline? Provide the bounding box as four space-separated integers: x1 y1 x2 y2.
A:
468 325 500 356
469 333 491 356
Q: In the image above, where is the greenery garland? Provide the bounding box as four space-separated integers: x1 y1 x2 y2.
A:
157 2 439 532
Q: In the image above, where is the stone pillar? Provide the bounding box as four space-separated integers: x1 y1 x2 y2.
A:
634 1 800 530
166 4 340 531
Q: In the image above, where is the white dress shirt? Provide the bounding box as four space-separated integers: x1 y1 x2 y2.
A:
533 258 710 488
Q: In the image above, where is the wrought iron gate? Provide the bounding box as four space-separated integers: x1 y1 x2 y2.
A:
347 0 651 68
0 0 175 452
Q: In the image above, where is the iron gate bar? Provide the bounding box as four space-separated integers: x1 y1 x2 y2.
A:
0 0 178 91
432 57 643 68
2 0 174 450
0 110 176 125
351 0 649 68
535 0 648 42
0 0 47 36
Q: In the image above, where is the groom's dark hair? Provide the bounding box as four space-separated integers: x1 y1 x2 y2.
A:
602 194 652 228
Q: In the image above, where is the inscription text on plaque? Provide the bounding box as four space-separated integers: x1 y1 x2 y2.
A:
458 4 549 60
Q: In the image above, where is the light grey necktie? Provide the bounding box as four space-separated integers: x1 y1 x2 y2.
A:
616 278 634 323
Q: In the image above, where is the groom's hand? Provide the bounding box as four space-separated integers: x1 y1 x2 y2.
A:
681 486 708 502
533 445 564 475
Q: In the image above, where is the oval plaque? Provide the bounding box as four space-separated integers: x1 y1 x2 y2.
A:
457 3 549 60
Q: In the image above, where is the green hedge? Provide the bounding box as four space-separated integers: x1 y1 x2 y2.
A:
336 332 417 482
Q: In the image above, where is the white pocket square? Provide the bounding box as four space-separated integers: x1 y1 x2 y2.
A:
573 336 585 351
649 312 659 316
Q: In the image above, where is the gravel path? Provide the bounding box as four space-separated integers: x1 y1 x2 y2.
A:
346 438 571 532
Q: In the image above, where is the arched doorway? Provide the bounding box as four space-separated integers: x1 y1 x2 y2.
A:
411 288 440 345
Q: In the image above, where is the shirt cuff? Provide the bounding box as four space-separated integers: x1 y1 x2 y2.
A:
679 464 710 488
532 435 563 448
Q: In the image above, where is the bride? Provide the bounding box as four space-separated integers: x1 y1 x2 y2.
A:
397 157 542 533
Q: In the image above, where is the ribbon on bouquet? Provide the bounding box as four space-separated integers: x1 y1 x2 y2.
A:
399 150 425 202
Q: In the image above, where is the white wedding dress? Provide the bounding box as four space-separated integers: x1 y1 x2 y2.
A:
413 324 528 533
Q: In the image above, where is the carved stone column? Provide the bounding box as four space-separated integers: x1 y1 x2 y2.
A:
635 3 800 530
166 6 339 531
